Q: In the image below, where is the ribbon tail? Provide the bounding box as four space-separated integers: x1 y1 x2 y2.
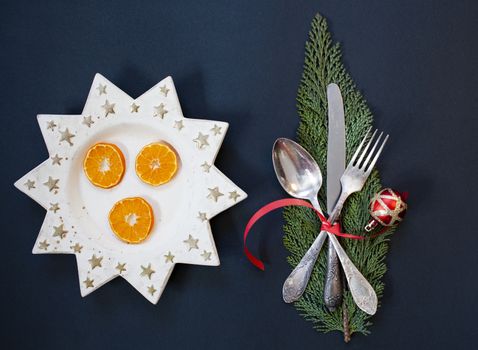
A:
244 246 265 271
243 198 316 270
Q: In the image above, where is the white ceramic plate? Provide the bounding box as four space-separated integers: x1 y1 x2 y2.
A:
15 74 247 304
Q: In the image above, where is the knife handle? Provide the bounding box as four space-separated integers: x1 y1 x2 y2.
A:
324 238 343 311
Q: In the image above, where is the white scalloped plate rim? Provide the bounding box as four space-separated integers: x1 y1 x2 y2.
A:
14 73 247 304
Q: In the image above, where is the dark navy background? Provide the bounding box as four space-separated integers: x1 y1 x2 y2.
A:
1 1 477 349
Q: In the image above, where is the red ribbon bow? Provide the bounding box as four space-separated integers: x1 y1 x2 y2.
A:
243 198 388 270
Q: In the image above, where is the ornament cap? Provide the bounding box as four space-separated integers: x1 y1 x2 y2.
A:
365 220 378 232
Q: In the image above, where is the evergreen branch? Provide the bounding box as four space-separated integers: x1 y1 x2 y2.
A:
282 13 393 338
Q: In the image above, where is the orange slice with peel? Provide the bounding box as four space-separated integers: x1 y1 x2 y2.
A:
135 142 178 186
108 197 154 243
83 142 126 189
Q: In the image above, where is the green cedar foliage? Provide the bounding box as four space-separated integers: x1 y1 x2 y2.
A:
282 13 395 337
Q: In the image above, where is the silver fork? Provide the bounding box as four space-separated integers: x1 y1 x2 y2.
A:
284 128 388 315
328 128 389 224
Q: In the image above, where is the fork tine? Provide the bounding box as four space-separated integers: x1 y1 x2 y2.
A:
365 134 389 174
356 129 378 168
361 131 383 169
349 126 372 166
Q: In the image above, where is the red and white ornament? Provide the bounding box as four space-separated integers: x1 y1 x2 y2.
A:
365 188 407 231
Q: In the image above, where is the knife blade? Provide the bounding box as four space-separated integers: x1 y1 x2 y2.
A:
323 83 346 311
326 83 346 213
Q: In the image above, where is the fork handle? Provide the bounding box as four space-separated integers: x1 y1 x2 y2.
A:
328 233 377 315
328 191 348 224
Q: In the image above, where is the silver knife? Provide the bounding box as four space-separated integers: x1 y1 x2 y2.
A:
322 84 377 315
323 83 346 311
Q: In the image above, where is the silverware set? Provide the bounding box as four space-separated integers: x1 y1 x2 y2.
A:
272 83 389 315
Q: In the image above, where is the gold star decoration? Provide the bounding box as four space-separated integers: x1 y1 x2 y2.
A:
183 234 199 251
97 83 107 95
101 100 115 116
211 124 222 136
83 277 94 288
164 251 175 263
51 154 63 165
173 120 184 131
39 240 50 250
53 224 68 239
59 128 75 146
201 161 211 173
24 179 35 190
46 120 57 131
49 202 60 213
197 212 207 222
154 103 168 119
201 250 212 261
43 176 59 192
82 115 94 128
229 190 241 202
147 285 157 296
193 132 209 149
160 85 169 96
70 243 83 253
116 262 126 274
140 263 155 279
88 254 103 269
131 103 140 113
207 187 224 202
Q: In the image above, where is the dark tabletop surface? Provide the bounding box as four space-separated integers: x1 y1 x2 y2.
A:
1 1 477 349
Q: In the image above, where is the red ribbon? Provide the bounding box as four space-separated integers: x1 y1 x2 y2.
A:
243 198 388 270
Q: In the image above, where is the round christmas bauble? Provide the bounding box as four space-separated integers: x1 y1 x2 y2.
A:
365 188 407 231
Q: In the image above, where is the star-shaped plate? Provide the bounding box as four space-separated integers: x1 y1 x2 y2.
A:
14 74 247 304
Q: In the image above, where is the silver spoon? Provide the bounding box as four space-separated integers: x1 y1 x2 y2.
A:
272 138 328 302
272 138 325 215
273 138 377 315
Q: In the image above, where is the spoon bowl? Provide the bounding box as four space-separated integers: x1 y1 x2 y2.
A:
272 138 323 205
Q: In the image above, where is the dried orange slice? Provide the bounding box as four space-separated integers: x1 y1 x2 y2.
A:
108 197 154 243
83 142 125 189
135 142 178 186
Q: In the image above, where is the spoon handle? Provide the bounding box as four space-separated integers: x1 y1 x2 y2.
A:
328 234 377 315
282 231 327 303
